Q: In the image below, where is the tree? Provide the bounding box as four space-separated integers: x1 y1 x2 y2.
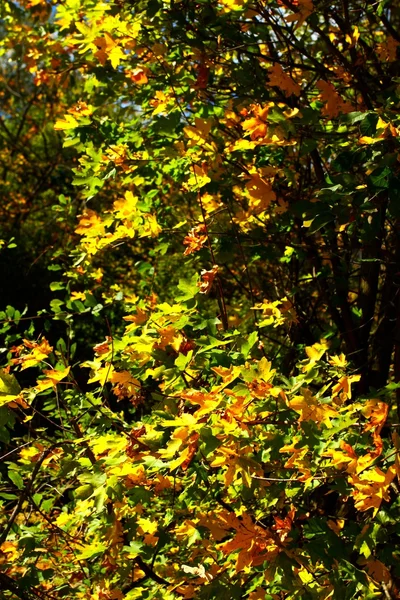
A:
1 0 400 598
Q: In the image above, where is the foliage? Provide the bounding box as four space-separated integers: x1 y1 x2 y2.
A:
1 0 400 598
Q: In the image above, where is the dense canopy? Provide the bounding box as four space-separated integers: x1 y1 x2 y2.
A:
1 0 400 598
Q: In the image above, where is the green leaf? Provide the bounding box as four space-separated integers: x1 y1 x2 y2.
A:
0 370 20 397
307 212 335 234
359 112 379 136
50 299 64 313
123 541 144 557
241 331 258 359
176 274 199 301
368 167 390 189
175 350 193 371
8 470 24 490
75 543 107 560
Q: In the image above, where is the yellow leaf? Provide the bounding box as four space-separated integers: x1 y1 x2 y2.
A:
212 365 241 391
184 118 211 145
13 338 53 370
181 390 221 417
302 340 329 372
350 466 396 516
290 388 338 428
242 104 269 141
54 114 79 130
218 0 246 12
331 374 361 401
109 46 126 69
358 136 381 145
328 353 347 368
36 366 71 392
185 164 211 190
94 33 126 69
0 369 21 405
87 363 114 386
227 139 257 152
362 400 389 432
137 517 158 535
327 519 345 536
169 446 190 471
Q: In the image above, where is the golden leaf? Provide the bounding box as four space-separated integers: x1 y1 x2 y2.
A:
36 366 71 392
349 466 396 516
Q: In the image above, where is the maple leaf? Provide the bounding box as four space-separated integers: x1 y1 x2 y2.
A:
0 369 21 406
328 353 347 368
252 297 296 328
228 138 257 152
245 173 276 212
105 518 124 554
159 413 202 469
349 466 396 516
112 190 138 219
279 438 310 476
0 541 20 562
376 36 399 62
331 374 361 402
361 399 389 433
248 589 269 600
183 224 208 255
93 338 112 356
326 519 345 536
210 445 262 487
151 474 173 493
289 388 338 428
36 366 71 392
212 365 241 392
181 389 222 417
67 102 94 118
198 265 219 294
158 325 184 351
359 558 392 585
149 90 171 115
94 33 126 68
214 510 279 572
180 433 199 471
267 64 301 97
109 370 140 402
218 0 246 12
20 444 63 468
184 117 211 146
168 445 191 471
185 163 211 190
54 114 79 130
242 104 270 141
128 67 148 85
247 379 273 399
71 291 86 302
316 80 352 118
272 506 295 542
75 210 105 238
302 340 329 372
123 310 148 333
137 516 158 536
12 338 53 370
87 362 114 386
284 0 314 27
174 520 199 543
